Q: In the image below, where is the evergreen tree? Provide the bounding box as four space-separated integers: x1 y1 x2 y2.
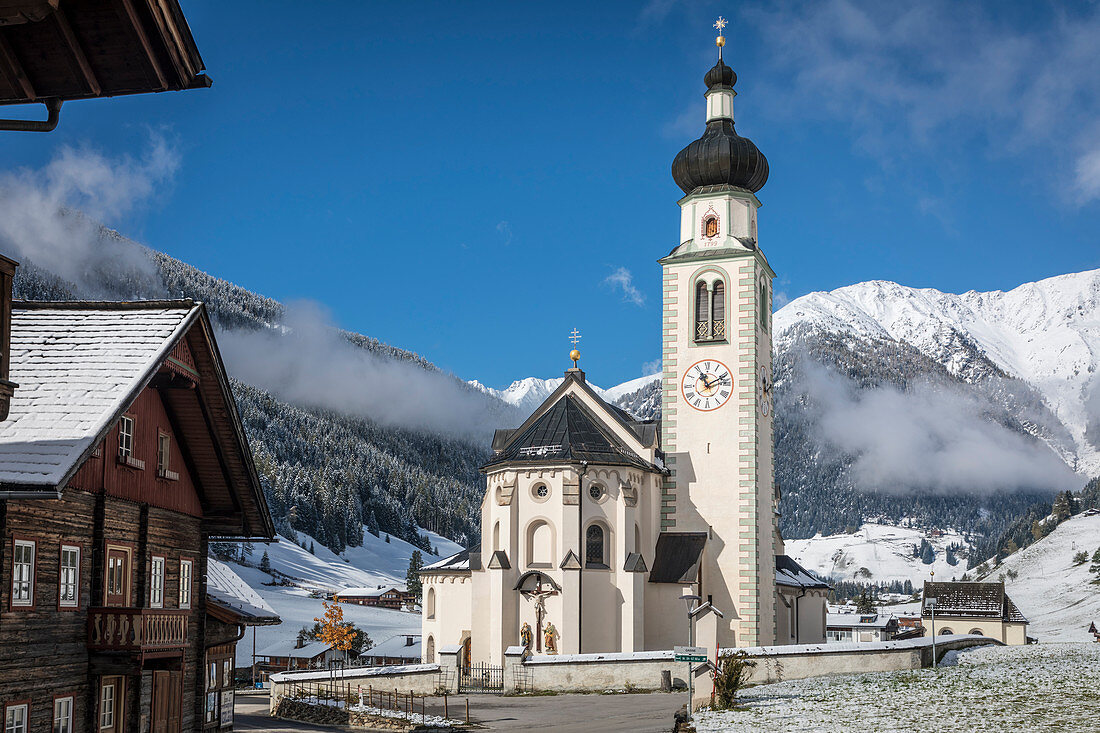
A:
385 534 390 544
406 550 424 602
919 540 935 565
855 590 875 614
309 541 315 555
260 551 272 573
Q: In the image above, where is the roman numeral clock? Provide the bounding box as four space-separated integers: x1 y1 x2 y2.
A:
681 359 733 411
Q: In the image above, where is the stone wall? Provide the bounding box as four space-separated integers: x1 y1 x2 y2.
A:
272 697 455 732
268 664 443 713
498 635 997 704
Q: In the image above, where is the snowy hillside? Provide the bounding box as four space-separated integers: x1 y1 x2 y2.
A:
215 528 462 665
986 512 1100 642
776 269 1100 476
786 523 971 586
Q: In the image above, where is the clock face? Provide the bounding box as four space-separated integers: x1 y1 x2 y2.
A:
758 365 771 416
682 359 733 411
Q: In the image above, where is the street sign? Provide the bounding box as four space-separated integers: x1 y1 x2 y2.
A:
674 645 708 662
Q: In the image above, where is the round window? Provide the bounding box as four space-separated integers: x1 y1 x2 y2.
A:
588 484 604 501
536 484 548 498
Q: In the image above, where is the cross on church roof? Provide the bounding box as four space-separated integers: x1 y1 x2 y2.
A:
570 328 581 347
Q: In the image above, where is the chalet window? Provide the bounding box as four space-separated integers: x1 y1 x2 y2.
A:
59 545 80 608
105 546 131 607
156 433 179 480
11 539 35 607
52 697 73 733
118 416 134 458
99 677 122 732
150 556 165 608
204 694 216 724
4 704 27 733
585 525 606 568
179 559 193 609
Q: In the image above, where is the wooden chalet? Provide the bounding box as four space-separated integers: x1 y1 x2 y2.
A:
332 585 411 610
0 0 211 131
0 258 274 732
360 635 420 667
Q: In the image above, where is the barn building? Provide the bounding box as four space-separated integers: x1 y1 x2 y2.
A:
922 582 1029 645
0 259 274 732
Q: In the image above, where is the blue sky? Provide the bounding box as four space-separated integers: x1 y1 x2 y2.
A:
2 0 1099 388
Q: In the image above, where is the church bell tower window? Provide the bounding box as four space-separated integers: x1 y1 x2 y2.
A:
695 277 727 343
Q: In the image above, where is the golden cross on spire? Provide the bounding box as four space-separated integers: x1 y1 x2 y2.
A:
714 16 727 59
569 328 581 369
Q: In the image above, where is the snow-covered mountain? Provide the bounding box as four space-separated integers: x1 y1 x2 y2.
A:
984 511 1100 642
470 373 661 416
776 269 1100 476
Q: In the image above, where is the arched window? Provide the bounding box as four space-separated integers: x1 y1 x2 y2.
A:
968 629 983 636
711 281 726 339
585 525 607 568
492 521 501 552
695 281 710 340
634 523 642 555
425 635 435 663
759 280 769 332
939 628 953 635
527 521 553 568
426 587 436 619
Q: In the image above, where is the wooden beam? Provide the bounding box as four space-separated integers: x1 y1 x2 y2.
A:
53 8 100 96
118 0 167 90
0 31 34 100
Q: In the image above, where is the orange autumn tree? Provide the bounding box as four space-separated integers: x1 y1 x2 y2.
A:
315 601 356 661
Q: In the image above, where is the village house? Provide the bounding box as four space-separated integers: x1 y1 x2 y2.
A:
922 581 1029 645
826 613 900 643
0 259 274 732
333 585 411 609
256 639 349 678
360 635 421 667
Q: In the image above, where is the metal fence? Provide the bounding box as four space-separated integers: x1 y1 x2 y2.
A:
283 680 470 725
458 663 503 693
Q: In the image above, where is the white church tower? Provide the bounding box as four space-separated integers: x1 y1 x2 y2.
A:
659 26 778 648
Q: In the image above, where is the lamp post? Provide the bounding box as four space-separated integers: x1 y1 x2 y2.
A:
679 593 701 723
927 569 936 669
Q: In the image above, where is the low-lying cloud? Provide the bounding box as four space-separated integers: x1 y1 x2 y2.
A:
217 302 522 441
803 361 1080 494
0 136 174 292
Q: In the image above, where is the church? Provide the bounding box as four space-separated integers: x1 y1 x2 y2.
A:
421 27 828 668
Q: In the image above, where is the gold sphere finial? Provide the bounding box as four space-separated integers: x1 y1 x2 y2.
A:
716 36 726 48
570 349 581 364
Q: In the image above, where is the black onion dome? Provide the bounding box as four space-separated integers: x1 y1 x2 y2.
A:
703 59 736 90
671 60 769 195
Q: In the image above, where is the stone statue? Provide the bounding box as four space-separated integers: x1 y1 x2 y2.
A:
544 622 557 654
520 622 533 652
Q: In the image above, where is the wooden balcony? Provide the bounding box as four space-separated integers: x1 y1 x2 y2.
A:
88 608 188 653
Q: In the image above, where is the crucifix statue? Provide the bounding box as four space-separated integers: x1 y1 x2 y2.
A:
520 573 559 653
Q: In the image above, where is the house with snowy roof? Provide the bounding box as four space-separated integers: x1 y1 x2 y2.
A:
0 257 274 732
826 612 901 643
361 634 422 666
256 638 348 676
922 581 1028 645
333 584 411 609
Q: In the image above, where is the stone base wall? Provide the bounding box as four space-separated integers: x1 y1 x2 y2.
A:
269 664 444 713
505 635 997 705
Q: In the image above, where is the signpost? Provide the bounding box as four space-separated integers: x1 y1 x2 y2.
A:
925 597 938 668
674 646 708 663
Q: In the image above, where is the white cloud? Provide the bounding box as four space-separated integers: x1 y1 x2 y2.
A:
496 220 513 246
744 0 1100 202
804 361 1080 494
1074 148 1100 204
603 266 645 306
641 357 663 376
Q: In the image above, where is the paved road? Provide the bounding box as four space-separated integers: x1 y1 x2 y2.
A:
235 691 683 732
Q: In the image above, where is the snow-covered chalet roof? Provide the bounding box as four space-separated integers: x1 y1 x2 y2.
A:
826 613 897 630
365 634 421 660
0 302 198 490
258 639 333 659
335 585 404 597
206 557 280 626
922 581 1028 622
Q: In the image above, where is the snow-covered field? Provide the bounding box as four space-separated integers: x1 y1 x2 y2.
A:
988 513 1100 642
695 643 1100 732
219 527 462 666
786 522 971 585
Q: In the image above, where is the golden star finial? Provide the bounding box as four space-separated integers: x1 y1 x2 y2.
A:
714 16 727 33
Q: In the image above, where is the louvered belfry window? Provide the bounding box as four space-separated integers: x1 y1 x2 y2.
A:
711 281 726 339
695 281 710 340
